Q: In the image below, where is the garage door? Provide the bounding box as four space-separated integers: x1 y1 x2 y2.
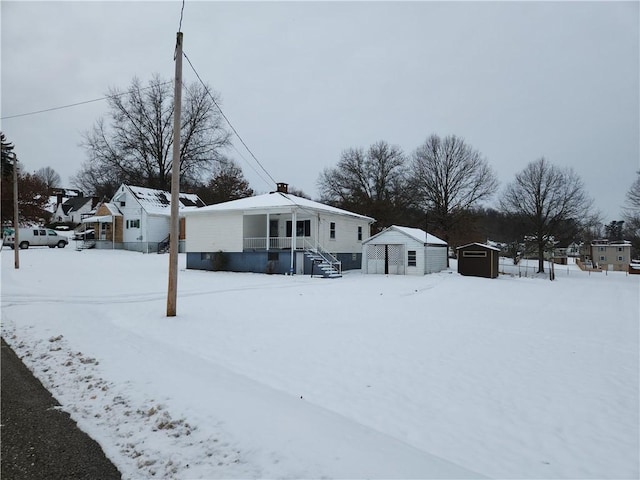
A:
366 244 404 274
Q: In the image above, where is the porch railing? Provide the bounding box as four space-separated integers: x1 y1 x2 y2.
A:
244 237 294 250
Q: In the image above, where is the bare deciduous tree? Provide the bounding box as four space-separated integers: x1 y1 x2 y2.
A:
411 134 498 253
74 74 230 194
317 141 409 231
194 158 254 205
500 157 592 273
35 166 61 189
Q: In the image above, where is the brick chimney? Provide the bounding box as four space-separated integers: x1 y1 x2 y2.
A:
276 183 288 194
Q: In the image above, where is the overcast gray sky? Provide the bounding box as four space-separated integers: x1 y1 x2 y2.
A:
2 1 638 221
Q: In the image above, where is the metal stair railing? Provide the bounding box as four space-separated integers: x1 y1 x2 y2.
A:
302 239 342 277
157 235 170 254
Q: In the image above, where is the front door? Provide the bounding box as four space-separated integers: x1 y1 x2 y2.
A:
100 223 108 240
269 219 278 249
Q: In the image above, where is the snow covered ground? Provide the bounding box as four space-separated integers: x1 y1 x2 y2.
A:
1 247 638 479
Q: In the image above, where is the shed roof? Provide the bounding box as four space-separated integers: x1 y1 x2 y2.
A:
363 225 447 245
456 242 501 251
184 191 375 222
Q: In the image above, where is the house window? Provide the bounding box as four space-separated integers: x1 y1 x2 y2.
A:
618 256 624 262
463 251 487 258
126 219 140 229
618 247 623 252
598 246 605 252
286 220 311 237
599 255 606 261
330 222 336 239
408 250 417 267
357 226 362 241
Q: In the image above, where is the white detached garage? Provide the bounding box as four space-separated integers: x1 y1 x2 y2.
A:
361 225 448 275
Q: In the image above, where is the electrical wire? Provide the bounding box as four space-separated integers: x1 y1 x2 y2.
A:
0 81 173 120
178 80 273 188
178 0 185 33
181 50 333 221
182 50 277 187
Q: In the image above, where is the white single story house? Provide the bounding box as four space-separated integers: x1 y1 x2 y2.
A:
361 225 448 275
184 183 375 276
80 184 205 252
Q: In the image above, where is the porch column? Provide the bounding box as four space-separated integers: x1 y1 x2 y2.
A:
290 209 296 273
266 213 270 251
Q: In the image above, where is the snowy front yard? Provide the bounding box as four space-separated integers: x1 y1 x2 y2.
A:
1 248 638 479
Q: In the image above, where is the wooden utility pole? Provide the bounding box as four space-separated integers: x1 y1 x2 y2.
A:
13 157 19 269
167 31 183 317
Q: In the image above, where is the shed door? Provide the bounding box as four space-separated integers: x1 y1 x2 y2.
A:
366 244 404 274
367 244 385 274
386 244 403 275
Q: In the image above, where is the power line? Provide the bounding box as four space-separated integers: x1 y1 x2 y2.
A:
0 81 173 120
178 0 185 33
178 80 273 188
182 50 277 187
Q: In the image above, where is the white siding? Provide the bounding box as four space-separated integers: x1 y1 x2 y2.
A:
186 213 243 252
425 245 447 274
146 215 170 242
319 214 369 253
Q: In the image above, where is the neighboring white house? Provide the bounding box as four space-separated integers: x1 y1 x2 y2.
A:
361 225 448 275
51 195 98 224
184 183 375 276
81 184 205 252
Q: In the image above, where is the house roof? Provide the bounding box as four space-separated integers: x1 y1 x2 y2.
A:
364 225 447 245
99 202 122 216
61 196 93 215
119 185 205 216
456 242 501 251
184 191 375 222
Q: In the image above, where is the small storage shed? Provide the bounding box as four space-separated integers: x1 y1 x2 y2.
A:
456 243 500 278
361 225 448 275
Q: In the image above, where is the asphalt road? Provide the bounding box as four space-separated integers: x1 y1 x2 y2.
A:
1 338 122 480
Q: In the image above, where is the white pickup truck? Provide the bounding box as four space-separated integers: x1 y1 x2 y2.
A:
3 227 69 249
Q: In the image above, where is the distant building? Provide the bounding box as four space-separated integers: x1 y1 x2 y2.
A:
51 194 99 224
589 240 632 272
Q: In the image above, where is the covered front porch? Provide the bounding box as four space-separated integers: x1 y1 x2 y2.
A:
241 212 321 252
239 212 341 276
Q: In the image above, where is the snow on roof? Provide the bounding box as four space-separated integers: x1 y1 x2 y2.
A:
185 192 375 221
100 202 122 216
389 226 447 245
456 242 501 251
365 225 447 245
124 185 205 216
61 196 93 214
